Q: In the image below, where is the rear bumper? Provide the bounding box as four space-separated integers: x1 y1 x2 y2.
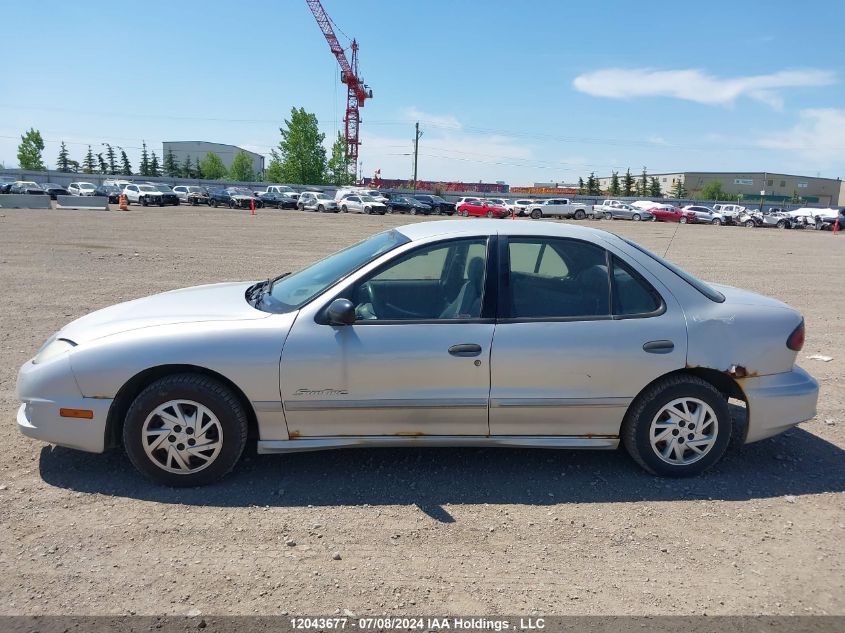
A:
743 366 819 443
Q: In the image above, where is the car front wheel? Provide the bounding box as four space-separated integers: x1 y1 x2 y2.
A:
632 213 641 221
530 209 542 220
679 216 687 224
711 218 722 225
123 373 248 487
621 375 732 477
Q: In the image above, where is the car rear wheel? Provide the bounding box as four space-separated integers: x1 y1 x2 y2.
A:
486 211 494 218
711 218 722 225
621 375 731 477
341 205 348 213
141 196 148 207
574 209 586 220
604 212 612 220
744 220 756 227
632 213 641 221
211 200 218 208
530 209 542 220
679 216 687 224
776 219 787 229
461 209 469 217
123 373 248 487
410 208 417 215
318 204 325 213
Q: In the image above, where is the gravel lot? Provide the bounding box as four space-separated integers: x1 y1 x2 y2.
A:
0 206 843 616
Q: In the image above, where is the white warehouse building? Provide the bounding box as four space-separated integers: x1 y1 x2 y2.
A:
162 141 264 176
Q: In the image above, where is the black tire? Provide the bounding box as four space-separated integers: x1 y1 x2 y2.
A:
776 219 787 229
621 374 732 477
679 216 687 224
297 203 304 211
317 204 325 213
141 196 148 207
530 209 542 220
123 373 248 487
190 198 197 206
711 218 722 225
574 209 586 220
211 200 218 208
486 210 494 218
341 205 348 213
744 220 755 228
604 212 613 220
159 200 165 207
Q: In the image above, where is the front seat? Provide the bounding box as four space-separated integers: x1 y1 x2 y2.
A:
440 256 485 319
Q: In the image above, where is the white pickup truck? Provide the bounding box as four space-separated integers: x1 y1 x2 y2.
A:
525 198 589 220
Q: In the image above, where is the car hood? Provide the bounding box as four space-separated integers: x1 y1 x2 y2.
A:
230 194 254 200
60 281 268 344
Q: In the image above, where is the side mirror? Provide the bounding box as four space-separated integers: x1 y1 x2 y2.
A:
326 298 356 326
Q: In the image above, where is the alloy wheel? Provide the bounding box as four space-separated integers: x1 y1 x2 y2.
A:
649 397 718 466
141 399 223 474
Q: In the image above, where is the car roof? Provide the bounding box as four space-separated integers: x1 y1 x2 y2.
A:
395 219 615 242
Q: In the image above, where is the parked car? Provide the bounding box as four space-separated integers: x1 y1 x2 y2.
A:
339 194 387 215
257 185 300 206
93 185 122 204
387 196 432 215
596 202 655 221
0 177 16 193
526 198 589 220
456 199 509 218
454 197 482 211
258 192 296 209
15 220 818 486
103 179 132 189
682 205 725 225
186 187 211 206
712 204 745 225
68 182 97 196
412 194 455 215
208 187 262 209
151 184 180 206
510 199 536 216
298 191 339 212
123 184 166 206
10 181 46 195
649 205 695 224
40 183 70 199
335 188 389 204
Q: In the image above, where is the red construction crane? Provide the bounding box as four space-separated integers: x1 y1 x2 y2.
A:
305 0 372 178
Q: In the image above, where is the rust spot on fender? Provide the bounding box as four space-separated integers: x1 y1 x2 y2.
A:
288 430 301 439
394 431 426 436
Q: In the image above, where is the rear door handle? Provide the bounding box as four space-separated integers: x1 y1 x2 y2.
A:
448 343 482 357
643 340 674 354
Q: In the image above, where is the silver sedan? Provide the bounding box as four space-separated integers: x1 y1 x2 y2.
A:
17 221 818 486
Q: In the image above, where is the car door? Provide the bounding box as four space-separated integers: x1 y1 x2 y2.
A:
280 236 496 437
489 235 687 437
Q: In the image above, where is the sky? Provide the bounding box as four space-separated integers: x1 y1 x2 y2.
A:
1 0 843 185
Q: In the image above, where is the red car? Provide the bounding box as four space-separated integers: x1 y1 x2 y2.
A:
457 199 510 218
649 205 696 223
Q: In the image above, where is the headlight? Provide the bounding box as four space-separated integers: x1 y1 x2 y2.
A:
33 336 77 364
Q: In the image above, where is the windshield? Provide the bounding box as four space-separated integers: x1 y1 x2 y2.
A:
42 183 62 188
260 229 410 313
155 185 173 192
187 187 203 193
316 193 332 200
230 187 253 195
138 185 157 192
359 195 376 202
622 238 725 303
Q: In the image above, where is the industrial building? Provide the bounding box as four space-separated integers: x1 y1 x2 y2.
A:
162 141 264 177
597 171 843 206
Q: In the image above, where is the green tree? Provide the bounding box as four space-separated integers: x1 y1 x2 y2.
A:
577 177 585 195
57 141 71 172
149 152 161 177
82 146 96 174
104 144 117 175
194 156 203 180
17 128 46 170
228 151 255 181
199 152 226 180
790 189 801 204
181 155 194 179
609 171 620 196
265 150 283 183
275 107 327 185
639 168 648 197
622 168 634 196
67 159 80 173
97 153 109 174
325 132 353 185
119 150 132 176
671 178 687 198
649 177 662 197
163 149 180 177
700 180 725 201
139 142 150 176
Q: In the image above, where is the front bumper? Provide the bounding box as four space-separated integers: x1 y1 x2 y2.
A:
16 357 110 453
743 366 819 443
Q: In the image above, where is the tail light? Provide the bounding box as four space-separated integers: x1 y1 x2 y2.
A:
787 319 805 351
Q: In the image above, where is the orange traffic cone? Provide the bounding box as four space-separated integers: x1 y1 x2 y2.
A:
118 193 128 211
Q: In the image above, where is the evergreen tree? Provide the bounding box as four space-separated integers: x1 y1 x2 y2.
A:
199 152 227 180
639 168 648 197
149 152 161 177
274 106 327 184
97 153 109 174
790 189 801 204
649 177 662 197
139 142 150 176
609 171 620 196
671 178 687 198
622 169 634 196
120 150 132 176
67 159 80 173
57 141 71 172
587 172 601 195
17 128 46 170
228 151 255 181
82 146 96 174
325 132 353 185
163 149 180 177
577 177 585 195
104 144 117 175
194 156 203 179
181 155 194 178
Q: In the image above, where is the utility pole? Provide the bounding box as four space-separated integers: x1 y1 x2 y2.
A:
412 121 422 190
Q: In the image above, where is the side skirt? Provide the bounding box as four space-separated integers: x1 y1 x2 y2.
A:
257 435 619 454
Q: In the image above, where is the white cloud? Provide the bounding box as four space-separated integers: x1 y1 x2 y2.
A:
758 108 845 163
402 107 462 130
573 68 836 108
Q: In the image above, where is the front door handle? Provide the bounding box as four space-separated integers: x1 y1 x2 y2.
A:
448 343 482 357
643 340 674 354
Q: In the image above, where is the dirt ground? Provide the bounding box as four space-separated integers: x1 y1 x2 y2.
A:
0 206 843 617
